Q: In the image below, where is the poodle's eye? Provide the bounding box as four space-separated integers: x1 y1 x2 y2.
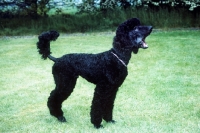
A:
133 26 138 31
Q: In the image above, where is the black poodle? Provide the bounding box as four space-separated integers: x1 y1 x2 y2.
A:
36 18 153 128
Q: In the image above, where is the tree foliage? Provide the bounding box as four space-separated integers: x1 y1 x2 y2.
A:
0 0 50 18
77 0 200 13
0 0 199 17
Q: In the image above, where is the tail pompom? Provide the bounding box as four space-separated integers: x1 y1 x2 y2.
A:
36 30 59 60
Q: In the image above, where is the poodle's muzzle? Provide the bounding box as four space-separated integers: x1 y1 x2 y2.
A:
139 26 153 49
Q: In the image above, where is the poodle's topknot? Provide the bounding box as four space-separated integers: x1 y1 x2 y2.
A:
116 18 140 36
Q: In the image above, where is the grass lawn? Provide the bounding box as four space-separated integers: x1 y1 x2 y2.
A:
0 30 200 133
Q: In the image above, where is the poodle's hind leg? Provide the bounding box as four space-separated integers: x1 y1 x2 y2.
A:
47 74 77 122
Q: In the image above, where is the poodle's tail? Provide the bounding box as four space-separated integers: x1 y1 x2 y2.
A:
36 30 59 62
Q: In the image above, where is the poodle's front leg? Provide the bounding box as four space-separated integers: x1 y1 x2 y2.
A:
90 86 104 128
102 87 118 123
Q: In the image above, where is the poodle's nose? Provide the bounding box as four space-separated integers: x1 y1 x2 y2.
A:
148 26 153 31
147 26 153 34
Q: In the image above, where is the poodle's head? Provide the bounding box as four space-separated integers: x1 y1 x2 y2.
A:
114 18 153 54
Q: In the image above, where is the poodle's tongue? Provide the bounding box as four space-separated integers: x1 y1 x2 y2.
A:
142 41 148 49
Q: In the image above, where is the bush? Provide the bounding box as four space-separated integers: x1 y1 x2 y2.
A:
0 8 199 36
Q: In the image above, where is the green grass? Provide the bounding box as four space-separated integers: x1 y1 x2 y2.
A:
0 30 200 132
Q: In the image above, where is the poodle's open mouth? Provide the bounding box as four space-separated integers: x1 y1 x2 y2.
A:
139 26 152 49
140 39 148 49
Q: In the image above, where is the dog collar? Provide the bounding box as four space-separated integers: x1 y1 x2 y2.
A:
111 52 127 67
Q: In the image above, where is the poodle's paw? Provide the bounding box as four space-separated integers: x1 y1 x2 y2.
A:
94 124 104 129
107 120 116 123
57 116 67 122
